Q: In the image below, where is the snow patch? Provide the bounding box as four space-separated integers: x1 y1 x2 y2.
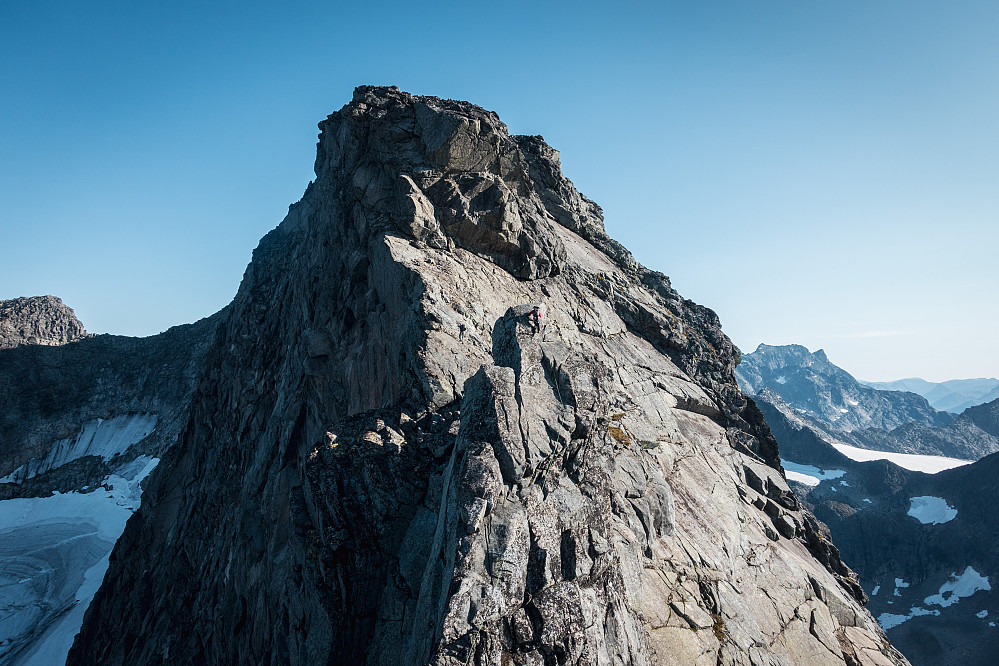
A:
878 567 992 631
0 414 157 484
775 376 787 384
782 461 846 487
907 496 958 525
830 442 972 474
0 456 158 665
878 607 940 630
924 567 991 608
785 470 819 487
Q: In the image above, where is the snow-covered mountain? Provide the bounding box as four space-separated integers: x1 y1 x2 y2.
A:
735 344 954 432
736 345 999 460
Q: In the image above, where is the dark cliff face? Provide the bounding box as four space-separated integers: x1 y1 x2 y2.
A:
0 310 222 496
67 87 906 666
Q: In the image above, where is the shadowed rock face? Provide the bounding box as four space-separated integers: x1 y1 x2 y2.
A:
0 310 223 496
66 87 907 666
0 296 88 349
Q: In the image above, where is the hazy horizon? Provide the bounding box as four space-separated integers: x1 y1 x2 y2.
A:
3 1 996 383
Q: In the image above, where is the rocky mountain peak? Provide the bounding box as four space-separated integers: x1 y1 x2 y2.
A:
0 295 88 349
64 88 907 666
306 84 619 281
738 343 952 434
749 344 832 373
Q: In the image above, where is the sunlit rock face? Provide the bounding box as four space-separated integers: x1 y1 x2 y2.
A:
63 87 908 666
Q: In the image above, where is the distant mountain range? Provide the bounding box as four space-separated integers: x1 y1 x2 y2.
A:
736 344 954 432
738 344 999 461
860 378 999 414
742 344 999 665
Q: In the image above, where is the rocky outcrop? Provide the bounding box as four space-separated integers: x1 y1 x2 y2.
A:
737 344 954 434
957 398 999 439
66 87 905 666
0 295 88 349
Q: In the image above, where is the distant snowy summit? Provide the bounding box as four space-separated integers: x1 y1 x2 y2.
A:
0 295 88 349
736 343 952 432
739 343 999 461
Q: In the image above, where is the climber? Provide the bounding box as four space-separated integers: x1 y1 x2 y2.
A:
458 323 466 342
530 306 541 334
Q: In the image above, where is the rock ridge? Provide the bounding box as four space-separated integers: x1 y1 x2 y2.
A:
0 309 224 496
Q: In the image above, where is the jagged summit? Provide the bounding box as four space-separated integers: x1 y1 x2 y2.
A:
66 88 907 666
0 295 88 349
296 85 744 417
308 85 631 281
738 343 951 433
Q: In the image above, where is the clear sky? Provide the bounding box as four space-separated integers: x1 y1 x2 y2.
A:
2 1 997 382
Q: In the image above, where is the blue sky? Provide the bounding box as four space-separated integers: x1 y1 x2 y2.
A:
2 1 997 382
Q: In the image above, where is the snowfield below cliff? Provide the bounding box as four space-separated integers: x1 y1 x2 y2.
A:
0 456 157 665
830 442 971 473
